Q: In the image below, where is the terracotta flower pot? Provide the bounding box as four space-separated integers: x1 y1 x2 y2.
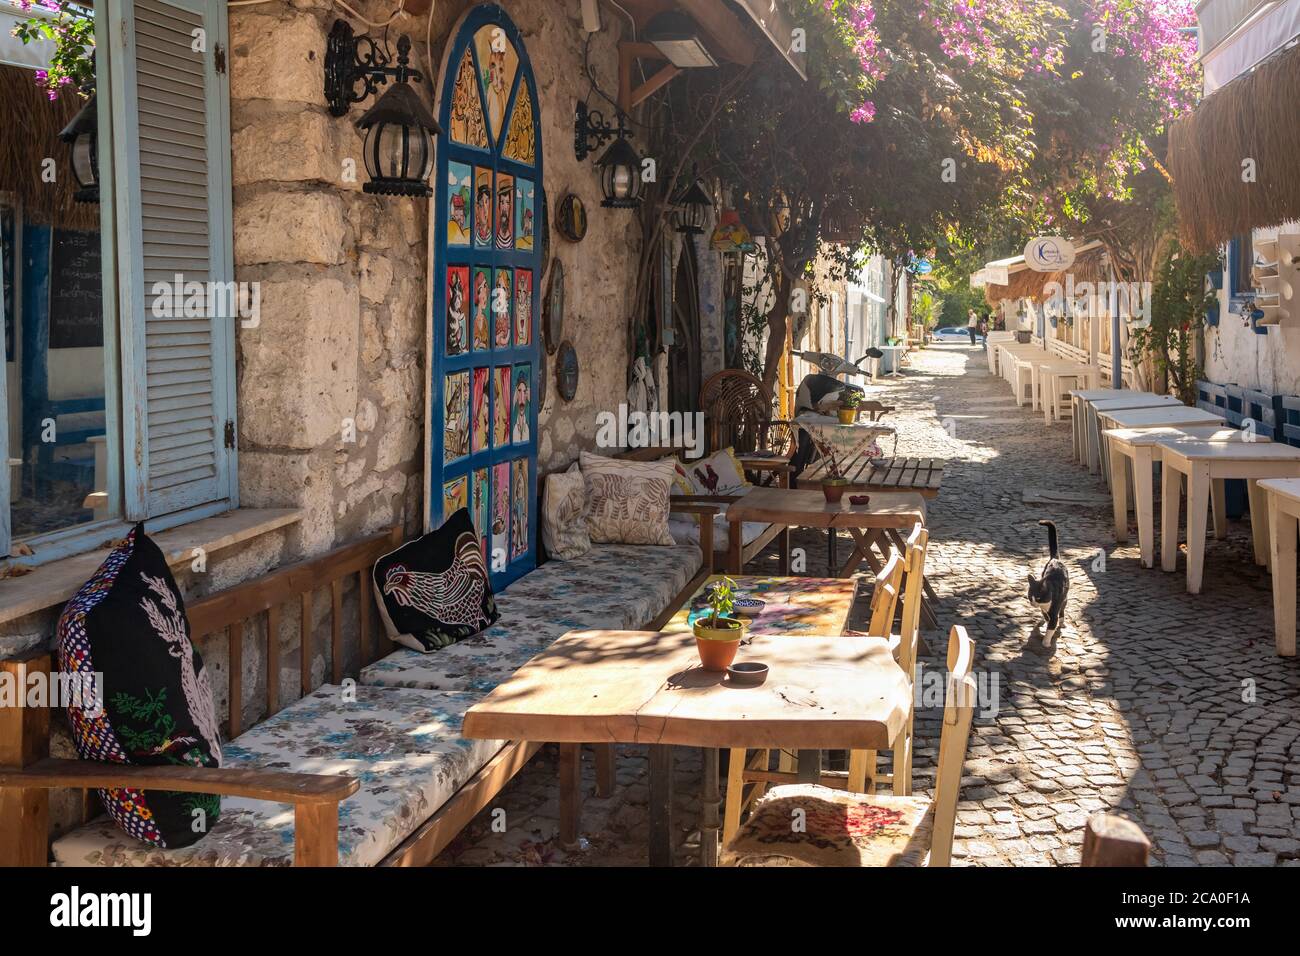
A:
822 479 848 504
837 408 858 425
693 616 746 672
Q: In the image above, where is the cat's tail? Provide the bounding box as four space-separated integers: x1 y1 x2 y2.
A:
1039 519 1059 558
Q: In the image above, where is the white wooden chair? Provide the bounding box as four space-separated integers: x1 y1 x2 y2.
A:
849 523 928 796
721 549 905 842
721 625 977 867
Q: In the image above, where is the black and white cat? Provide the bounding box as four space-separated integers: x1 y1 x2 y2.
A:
1027 519 1069 651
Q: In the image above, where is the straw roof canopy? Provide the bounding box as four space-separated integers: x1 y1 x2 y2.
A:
983 243 1109 306
0 64 97 229
1167 40 1300 253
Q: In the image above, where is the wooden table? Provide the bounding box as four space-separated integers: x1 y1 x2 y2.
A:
800 457 944 499
1160 442 1300 593
1259 478 1300 657
724 486 932 627
663 575 857 637
1069 389 1156 467
1082 393 1180 474
1039 362 1101 424
461 629 912 866
1096 404 1223 487
1105 425 1268 568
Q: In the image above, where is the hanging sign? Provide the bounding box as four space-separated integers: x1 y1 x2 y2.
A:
1024 237 1076 272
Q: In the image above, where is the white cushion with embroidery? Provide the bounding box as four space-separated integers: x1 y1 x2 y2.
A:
579 452 676 546
542 463 591 560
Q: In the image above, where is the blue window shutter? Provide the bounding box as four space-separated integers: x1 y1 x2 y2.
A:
109 0 235 521
0 244 9 557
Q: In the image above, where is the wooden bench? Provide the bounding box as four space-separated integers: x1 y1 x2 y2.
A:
0 513 718 866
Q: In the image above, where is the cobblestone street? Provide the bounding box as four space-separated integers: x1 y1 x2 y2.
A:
439 343 1300 867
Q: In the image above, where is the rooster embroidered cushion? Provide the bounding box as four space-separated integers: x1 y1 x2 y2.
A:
579 451 676 546
679 447 751 497
373 508 500 652
56 525 223 849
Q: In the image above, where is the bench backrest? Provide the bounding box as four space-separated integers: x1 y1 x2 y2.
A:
186 525 405 738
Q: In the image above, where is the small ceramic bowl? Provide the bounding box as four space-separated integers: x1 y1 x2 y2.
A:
726 661 769 686
735 598 766 612
849 494 871 506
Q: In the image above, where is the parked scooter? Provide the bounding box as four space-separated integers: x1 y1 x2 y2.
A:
789 348 883 477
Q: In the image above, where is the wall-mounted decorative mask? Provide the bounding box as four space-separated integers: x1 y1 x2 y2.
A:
543 258 564 355
556 340 579 402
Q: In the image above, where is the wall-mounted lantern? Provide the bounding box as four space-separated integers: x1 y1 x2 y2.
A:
672 178 712 235
59 92 99 204
324 20 440 197
574 101 643 209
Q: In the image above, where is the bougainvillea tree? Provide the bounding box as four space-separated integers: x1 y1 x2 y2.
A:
9 0 95 100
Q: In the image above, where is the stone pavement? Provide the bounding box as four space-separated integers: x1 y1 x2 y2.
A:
438 343 1300 867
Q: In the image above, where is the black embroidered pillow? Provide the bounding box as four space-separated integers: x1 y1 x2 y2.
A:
373 508 500 652
56 525 223 849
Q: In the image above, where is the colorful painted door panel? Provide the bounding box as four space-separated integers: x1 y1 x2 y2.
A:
430 5 540 589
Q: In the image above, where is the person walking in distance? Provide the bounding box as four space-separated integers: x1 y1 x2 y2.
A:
966 308 979 345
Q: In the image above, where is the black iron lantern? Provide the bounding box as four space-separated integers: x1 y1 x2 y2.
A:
324 21 439 197
357 81 439 196
595 135 643 209
59 92 98 204
672 178 712 235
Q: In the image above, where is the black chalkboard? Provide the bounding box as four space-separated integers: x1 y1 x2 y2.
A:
49 228 103 350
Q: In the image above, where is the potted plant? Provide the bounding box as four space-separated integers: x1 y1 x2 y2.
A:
837 390 862 425
692 575 747 671
810 439 849 503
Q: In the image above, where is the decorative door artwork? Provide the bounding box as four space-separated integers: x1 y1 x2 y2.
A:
431 5 541 589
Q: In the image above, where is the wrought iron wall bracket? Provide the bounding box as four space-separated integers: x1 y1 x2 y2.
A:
324 19 424 118
573 101 632 162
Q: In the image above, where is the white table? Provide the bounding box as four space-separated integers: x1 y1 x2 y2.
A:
1069 389 1153 466
1160 442 1300 594
1259 478 1300 657
1095 401 1217 485
1106 425 1268 568
1037 362 1100 424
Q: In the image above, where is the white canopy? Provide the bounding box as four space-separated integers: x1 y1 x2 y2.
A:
1 2 56 71
1199 0 1300 93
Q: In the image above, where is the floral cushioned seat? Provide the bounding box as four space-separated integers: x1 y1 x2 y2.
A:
720 784 934 868
360 543 702 694
51 685 501 867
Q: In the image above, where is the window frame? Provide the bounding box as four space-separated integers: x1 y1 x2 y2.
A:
1 0 236 566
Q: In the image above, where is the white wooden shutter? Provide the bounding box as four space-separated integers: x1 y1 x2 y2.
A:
110 0 235 520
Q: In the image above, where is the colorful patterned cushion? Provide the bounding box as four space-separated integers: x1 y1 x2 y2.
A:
721 784 934 867
360 543 702 693
579 451 676 546
373 508 500 653
55 525 223 850
541 463 590 560
678 447 751 497
50 685 503 867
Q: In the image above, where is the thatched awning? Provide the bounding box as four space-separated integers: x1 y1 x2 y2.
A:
983 242 1108 306
1167 38 1300 253
0 64 96 229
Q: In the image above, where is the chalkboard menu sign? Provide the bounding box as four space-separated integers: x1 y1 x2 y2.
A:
49 228 103 350
2 204 14 363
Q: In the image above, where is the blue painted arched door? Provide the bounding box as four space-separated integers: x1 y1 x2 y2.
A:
430 4 541 589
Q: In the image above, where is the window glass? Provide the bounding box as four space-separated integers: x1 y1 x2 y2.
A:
1 24 117 541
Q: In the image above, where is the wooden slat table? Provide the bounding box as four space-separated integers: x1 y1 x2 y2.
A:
801 456 944 498
1160 441 1300 593
461 629 912 866
1105 425 1269 568
1096 403 1223 487
1037 362 1101 424
1259 478 1300 657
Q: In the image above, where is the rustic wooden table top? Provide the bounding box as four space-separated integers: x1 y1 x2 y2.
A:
1259 477 1300 505
662 575 858 638
725 486 926 529
802 456 944 497
1100 406 1223 429
1104 425 1262 448
1158 440 1300 464
1090 395 1184 413
461 629 911 750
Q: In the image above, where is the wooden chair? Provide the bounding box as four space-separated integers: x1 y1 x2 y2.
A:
722 550 905 841
721 625 976 867
698 369 794 469
850 523 928 796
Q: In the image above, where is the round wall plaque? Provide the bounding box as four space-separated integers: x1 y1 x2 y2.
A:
556 340 579 402
539 188 551 282
543 258 564 355
556 193 587 242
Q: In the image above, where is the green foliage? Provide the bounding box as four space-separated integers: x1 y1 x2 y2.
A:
10 2 95 100
707 574 738 626
1128 247 1220 404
